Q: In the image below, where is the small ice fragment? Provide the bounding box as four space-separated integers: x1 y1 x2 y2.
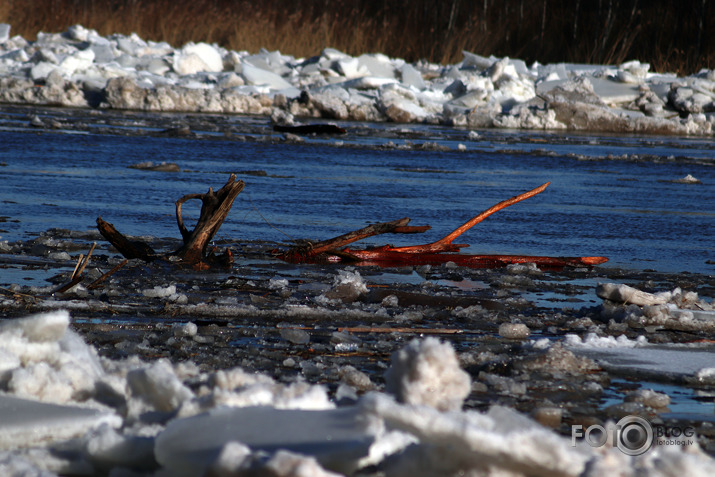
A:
564 332 647 348
381 294 399 307
624 389 670 409
695 368 715 384
48 251 71 260
268 277 289 289
84 424 156 471
173 322 198 338
498 322 530 339
321 270 368 303
280 328 311 345
672 174 702 184
338 365 374 391
531 406 563 428
142 285 177 298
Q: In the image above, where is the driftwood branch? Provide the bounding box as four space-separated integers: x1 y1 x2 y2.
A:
280 182 608 269
279 218 430 263
387 182 550 254
95 176 606 271
97 174 244 267
174 175 245 263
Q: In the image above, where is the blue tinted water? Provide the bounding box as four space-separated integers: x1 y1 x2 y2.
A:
0 119 713 274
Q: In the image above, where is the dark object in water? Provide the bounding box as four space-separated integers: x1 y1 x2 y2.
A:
273 123 347 135
97 174 244 269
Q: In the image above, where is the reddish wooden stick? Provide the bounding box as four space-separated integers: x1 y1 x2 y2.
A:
342 249 608 268
386 182 551 254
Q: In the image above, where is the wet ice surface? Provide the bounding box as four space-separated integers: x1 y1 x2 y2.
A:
0 106 714 475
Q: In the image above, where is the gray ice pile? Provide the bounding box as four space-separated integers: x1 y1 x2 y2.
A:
2 310 715 476
1 23 714 135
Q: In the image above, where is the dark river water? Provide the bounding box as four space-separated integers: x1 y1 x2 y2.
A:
1 107 712 275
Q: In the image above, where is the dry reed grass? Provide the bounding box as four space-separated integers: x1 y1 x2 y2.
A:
0 0 712 74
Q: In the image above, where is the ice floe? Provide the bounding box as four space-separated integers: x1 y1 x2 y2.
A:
0 23 713 135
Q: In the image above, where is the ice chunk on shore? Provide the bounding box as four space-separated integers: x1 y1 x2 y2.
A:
385 337 471 411
0 23 712 134
173 42 223 75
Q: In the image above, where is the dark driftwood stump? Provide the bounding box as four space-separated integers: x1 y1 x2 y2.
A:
97 174 245 267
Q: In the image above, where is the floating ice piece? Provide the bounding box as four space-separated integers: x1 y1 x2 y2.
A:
596 282 669 305
340 76 399 90
567 340 715 380
318 269 368 303
672 174 702 184
141 284 177 298
385 337 471 411
0 309 70 342
461 50 496 70
498 322 530 339
363 393 591 477
154 405 375 476
333 57 366 78
0 394 120 451
564 332 648 348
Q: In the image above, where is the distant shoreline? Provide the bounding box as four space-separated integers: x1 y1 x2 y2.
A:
1 0 712 75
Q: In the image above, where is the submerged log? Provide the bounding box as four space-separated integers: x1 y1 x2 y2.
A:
280 182 608 269
97 174 244 267
279 218 430 263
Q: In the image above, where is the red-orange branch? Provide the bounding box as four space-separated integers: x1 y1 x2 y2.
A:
341 249 608 268
279 181 608 269
387 182 550 254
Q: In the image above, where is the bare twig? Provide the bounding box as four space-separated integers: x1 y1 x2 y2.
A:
87 259 129 290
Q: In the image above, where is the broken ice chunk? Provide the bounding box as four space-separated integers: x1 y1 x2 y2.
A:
385 337 471 411
0 394 121 451
154 405 375 476
0 310 70 342
126 359 193 413
596 283 669 306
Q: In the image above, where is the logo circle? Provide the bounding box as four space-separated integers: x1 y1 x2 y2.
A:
616 416 653 456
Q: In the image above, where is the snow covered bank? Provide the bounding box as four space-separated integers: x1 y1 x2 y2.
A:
2 310 715 476
1 24 714 135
